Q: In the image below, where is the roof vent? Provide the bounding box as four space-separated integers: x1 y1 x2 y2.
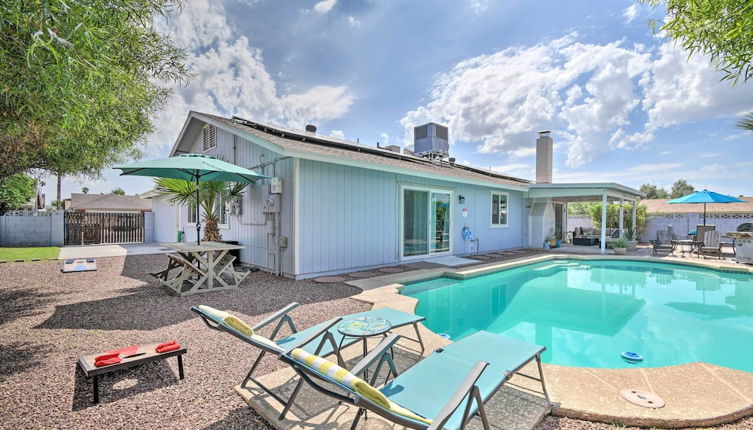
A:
413 122 449 159
385 145 401 153
305 124 317 133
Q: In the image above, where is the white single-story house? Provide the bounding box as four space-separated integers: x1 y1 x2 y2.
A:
150 111 644 279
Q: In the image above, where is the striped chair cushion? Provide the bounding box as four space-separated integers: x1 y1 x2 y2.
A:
291 348 432 424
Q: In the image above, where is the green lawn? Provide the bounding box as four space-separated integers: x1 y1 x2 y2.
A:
0 247 59 261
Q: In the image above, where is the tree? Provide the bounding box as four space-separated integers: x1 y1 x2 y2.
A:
0 0 191 183
0 173 37 215
589 203 648 238
670 179 695 198
81 187 89 194
111 188 126 196
639 183 670 199
155 178 247 242
567 202 598 215
644 0 753 128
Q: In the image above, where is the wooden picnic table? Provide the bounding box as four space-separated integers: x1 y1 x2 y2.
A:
152 242 249 296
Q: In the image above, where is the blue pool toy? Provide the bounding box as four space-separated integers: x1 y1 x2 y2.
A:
438 333 452 340
621 351 644 363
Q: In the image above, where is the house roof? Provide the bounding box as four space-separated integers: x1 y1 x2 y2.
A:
70 193 152 211
642 197 753 214
172 112 532 190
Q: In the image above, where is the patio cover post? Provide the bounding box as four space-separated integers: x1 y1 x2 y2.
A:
618 200 624 238
631 200 637 237
600 191 607 255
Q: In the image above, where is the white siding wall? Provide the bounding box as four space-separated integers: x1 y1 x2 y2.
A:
297 159 528 278
152 195 179 243
178 127 295 275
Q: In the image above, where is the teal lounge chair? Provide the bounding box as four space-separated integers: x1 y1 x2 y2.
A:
283 330 549 429
191 303 426 416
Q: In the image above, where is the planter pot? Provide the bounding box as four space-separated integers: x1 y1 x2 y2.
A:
613 247 628 255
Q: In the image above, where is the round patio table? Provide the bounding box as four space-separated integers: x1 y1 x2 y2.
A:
337 317 392 378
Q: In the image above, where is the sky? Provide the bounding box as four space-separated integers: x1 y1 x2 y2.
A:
41 0 753 201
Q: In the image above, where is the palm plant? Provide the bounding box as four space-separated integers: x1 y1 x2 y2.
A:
155 178 247 242
738 112 753 131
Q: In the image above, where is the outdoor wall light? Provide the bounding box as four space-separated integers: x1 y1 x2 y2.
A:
458 195 466 204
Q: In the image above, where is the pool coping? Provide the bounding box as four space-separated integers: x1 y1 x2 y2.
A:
346 253 753 428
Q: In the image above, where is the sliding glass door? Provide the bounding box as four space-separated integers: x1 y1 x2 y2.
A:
401 187 452 258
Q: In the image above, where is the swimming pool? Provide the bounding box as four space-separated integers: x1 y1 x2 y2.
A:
401 259 753 372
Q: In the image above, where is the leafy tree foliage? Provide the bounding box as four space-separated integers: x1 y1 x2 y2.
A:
645 0 753 83
0 173 37 215
155 178 247 242
111 188 126 195
644 0 753 130
670 179 695 198
589 203 648 235
81 187 89 194
0 0 191 182
639 183 670 199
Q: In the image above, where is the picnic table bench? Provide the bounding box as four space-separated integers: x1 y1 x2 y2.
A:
152 242 249 296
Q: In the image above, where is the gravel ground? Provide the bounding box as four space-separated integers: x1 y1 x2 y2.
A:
0 255 366 429
2 253 751 430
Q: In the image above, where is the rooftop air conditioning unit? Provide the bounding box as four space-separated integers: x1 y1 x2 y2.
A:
413 122 449 159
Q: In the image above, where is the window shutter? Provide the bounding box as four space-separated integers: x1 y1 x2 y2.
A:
202 125 216 151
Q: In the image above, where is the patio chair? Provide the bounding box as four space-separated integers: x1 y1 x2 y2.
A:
698 230 723 259
191 303 426 413
650 229 673 255
281 330 549 430
695 224 715 243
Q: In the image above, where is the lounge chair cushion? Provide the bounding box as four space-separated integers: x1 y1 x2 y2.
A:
290 348 432 425
197 305 254 336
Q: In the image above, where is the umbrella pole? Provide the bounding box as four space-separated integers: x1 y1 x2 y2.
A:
703 203 707 226
196 176 201 245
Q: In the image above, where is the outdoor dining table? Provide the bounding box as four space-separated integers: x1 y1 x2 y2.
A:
153 241 249 296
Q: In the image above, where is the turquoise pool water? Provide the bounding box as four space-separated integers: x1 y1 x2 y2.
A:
402 259 753 371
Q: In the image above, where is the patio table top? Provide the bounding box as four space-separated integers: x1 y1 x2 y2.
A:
160 241 244 253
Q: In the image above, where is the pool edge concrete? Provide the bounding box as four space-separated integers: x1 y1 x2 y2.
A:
348 252 753 428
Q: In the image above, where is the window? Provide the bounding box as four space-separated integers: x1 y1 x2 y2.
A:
202 124 216 151
217 199 228 227
187 202 197 224
491 191 508 227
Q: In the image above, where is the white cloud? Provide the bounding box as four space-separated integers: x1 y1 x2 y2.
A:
642 42 753 131
379 132 390 145
330 129 345 139
401 33 753 169
622 4 639 24
148 0 354 153
468 0 490 14
314 0 337 14
347 16 361 27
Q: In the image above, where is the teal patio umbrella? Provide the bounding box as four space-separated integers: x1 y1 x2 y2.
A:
666 189 744 225
114 153 269 244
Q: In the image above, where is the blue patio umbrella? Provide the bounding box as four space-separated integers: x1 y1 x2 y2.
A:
666 189 744 225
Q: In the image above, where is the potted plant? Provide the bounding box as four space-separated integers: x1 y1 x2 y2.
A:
612 237 629 255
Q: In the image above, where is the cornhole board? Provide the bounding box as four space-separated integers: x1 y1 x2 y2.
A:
62 258 97 273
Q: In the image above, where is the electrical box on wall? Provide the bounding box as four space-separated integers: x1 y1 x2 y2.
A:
270 177 282 194
263 194 281 213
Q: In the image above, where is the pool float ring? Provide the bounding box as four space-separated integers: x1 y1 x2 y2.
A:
621 351 644 363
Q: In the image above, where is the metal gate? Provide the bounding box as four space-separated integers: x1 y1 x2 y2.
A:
64 212 145 245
